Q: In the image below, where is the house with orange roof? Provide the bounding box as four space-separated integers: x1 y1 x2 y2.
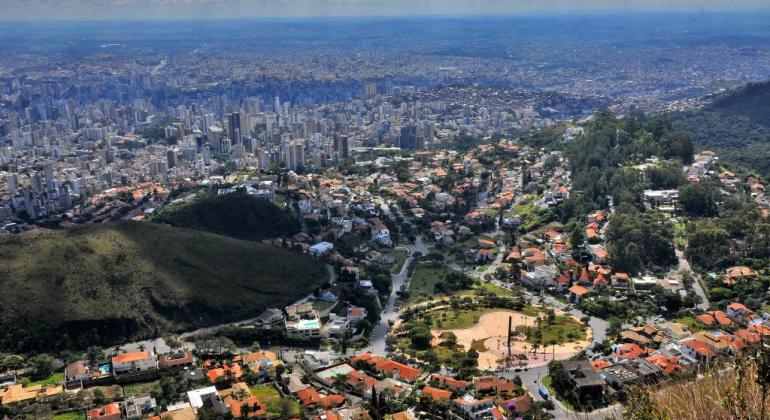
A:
726 302 756 322
646 354 683 375
352 354 422 383
568 285 590 302
208 363 243 384
112 351 158 377
228 396 267 418
87 403 122 420
473 376 517 398
696 311 733 328
429 374 469 392
614 343 649 360
681 339 717 365
420 386 452 401
591 360 610 372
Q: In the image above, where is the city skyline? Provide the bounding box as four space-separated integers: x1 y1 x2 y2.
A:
3 0 770 21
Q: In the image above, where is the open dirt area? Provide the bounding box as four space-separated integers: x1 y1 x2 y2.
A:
432 309 591 369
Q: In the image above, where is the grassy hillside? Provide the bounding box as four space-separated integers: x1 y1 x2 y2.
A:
154 192 301 241
0 222 326 353
672 80 770 177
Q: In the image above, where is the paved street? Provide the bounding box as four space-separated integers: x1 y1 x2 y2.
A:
370 236 428 354
676 247 710 311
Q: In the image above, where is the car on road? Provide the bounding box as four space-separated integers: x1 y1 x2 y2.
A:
538 386 550 400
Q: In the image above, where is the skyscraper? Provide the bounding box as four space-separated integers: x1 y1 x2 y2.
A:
227 112 241 144
399 124 419 150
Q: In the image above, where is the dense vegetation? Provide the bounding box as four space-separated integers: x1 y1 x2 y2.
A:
672 80 770 177
0 222 326 353
556 112 687 273
154 191 301 241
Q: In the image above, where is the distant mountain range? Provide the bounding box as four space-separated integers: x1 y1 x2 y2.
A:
672 80 770 177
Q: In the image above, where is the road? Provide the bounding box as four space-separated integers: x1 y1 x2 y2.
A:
676 247 710 311
370 236 428 354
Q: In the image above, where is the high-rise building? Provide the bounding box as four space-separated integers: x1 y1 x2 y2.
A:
399 124 419 150
282 141 305 171
220 138 232 154
364 82 377 99
166 148 177 169
333 134 349 161
227 113 241 144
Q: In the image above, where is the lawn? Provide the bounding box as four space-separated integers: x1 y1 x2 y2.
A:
53 412 84 420
471 282 515 297
250 384 302 418
390 248 409 273
451 234 494 252
20 372 64 386
430 308 494 329
407 263 456 303
312 299 337 313
122 380 161 396
516 315 587 345
674 316 706 332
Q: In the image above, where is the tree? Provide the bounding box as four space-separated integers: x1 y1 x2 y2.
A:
1 354 24 373
679 183 718 217
29 354 55 378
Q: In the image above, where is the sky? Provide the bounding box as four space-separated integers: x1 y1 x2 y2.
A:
2 0 770 21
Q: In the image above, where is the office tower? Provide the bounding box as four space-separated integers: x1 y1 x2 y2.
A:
364 82 377 99
220 138 232 154
227 112 241 144
399 124 419 150
6 173 18 196
282 141 305 171
166 148 177 169
256 148 270 170
202 146 211 165
333 134 349 161
232 143 246 159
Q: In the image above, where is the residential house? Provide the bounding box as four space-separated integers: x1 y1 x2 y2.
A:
420 386 452 401
87 403 122 420
112 352 158 377
561 360 605 401
452 396 495 420
124 395 157 419
473 376 517 398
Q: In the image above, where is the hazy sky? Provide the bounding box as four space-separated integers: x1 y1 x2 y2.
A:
3 0 770 21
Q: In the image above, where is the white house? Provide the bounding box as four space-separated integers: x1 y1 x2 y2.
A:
111 352 158 376
309 241 334 257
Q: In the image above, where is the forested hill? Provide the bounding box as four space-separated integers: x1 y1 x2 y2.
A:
154 191 301 241
0 222 327 353
551 111 691 274
671 80 770 177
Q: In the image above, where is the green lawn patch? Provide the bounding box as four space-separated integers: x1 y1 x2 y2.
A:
516 315 586 345
250 385 302 418
123 380 161 396
407 263 456 303
312 300 337 312
472 282 515 297
53 412 84 420
26 372 63 386
673 317 707 332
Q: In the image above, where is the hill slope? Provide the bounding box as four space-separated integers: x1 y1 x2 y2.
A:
154 192 301 241
0 222 326 352
672 80 770 177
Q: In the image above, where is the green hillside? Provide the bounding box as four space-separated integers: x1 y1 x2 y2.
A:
0 222 326 353
154 191 301 241
672 80 770 177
